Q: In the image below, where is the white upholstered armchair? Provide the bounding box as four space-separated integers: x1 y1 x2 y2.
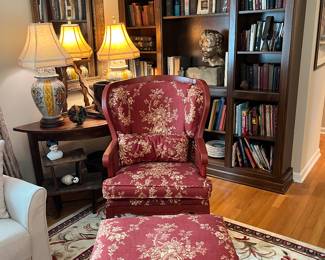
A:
0 175 51 260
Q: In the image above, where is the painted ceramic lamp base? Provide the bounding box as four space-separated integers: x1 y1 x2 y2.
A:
31 75 66 128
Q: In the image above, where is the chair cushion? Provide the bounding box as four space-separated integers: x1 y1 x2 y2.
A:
91 214 238 260
0 218 32 260
102 162 211 200
118 133 189 166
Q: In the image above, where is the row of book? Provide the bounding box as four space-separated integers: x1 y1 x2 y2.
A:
166 0 228 16
235 102 277 137
240 0 286 11
127 2 155 27
239 63 281 92
232 137 273 171
240 20 284 52
207 98 227 132
129 59 155 77
130 36 155 51
47 0 87 21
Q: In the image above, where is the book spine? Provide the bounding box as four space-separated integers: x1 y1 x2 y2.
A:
174 0 181 16
239 138 249 166
180 0 185 15
184 0 190 15
249 24 257 51
232 142 238 167
166 0 174 16
190 0 198 15
208 99 219 130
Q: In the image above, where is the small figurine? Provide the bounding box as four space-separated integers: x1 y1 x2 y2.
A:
61 174 79 186
199 29 225 67
46 144 63 161
68 105 87 125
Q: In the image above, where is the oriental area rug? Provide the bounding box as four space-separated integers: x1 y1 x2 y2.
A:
49 205 325 260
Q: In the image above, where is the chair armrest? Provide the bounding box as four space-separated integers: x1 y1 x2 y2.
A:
3 175 51 260
192 137 208 177
103 139 120 178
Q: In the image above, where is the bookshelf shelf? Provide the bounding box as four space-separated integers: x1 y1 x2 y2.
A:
208 157 225 167
233 90 279 102
140 51 157 54
238 8 285 14
209 86 227 97
163 13 229 20
205 129 226 134
237 51 282 55
127 26 156 29
118 0 306 193
233 135 275 142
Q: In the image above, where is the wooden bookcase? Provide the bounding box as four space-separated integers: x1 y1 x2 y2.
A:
118 0 163 75
29 0 105 78
119 0 306 193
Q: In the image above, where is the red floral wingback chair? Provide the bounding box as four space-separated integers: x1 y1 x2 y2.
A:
102 75 211 217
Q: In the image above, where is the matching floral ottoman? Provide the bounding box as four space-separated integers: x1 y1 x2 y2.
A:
90 214 238 260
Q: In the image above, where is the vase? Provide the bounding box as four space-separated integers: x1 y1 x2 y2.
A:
31 75 66 128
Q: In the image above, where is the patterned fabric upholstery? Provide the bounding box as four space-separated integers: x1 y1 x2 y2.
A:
102 76 210 217
102 162 212 200
91 214 238 260
107 80 204 136
118 133 189 166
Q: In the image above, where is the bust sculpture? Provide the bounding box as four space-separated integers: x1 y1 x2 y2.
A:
199 30 225 67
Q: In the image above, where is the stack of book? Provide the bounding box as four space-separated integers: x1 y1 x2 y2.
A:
48 0 87 20
235 102 277 137
207 98 227 132
128 2 155 27
165 0 228 16
240 0 286 11
239 63 281 91
129 59 155 77
130 36 155 51
240 20 284 52
167 56 191 75
232 137 273 171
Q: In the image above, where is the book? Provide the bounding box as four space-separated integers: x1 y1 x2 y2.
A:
132 3 143 26
174 0 181 16
141 5 150 26
148 1 155 25
166 0 174 16
184 0 190 15
208 99 219 130
190 0 198 15
232 142 238 167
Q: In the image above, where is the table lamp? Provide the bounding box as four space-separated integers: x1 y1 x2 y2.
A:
18 23 73 128
59 23 93 107
97 22 140 81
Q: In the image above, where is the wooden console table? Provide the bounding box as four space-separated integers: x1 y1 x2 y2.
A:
14 116 109 215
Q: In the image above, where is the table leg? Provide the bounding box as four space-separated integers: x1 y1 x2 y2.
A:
27 134 43 185
53 196 62 218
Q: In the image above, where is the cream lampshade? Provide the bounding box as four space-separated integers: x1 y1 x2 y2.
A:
97 22 140 81
18 23 73 128
59 23 92 59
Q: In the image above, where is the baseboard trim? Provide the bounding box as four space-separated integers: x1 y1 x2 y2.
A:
293 148 321 183
321 127 325 135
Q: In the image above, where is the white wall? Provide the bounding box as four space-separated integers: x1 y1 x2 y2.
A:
292 0 325 182
0 0 118 183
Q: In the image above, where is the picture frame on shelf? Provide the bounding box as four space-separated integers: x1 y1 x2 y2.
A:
197 0 210 15
315 0 325 70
